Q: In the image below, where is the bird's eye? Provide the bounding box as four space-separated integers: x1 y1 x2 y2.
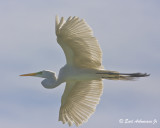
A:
37 71 43 75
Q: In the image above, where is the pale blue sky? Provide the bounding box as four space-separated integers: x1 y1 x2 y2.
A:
0 0 160 128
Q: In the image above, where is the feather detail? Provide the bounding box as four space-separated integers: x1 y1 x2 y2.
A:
56 16 103 69
59 80 103 126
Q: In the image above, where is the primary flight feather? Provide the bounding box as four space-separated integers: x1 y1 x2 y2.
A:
20 15 149 126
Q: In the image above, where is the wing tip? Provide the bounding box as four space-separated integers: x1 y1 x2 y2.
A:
55 15 66 36
55 15 59 34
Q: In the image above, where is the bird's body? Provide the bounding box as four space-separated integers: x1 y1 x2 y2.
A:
20 15 149 126
59 65 102 82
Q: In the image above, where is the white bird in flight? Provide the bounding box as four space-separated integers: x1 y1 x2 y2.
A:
20 15 149 126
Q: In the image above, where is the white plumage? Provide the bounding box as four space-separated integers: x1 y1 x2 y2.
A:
59 80 103 126
56 16 103 69
20 15 149 127
55 16 104 126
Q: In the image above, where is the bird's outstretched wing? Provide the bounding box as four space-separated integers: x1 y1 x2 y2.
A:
59 80 103 126
56 16 103 69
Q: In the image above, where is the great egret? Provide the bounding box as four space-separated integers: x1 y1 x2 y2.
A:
20 16 149 126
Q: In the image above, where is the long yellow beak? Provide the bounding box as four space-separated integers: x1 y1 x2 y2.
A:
20 73 38 76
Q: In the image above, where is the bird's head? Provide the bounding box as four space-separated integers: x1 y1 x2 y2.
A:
20 70 58 89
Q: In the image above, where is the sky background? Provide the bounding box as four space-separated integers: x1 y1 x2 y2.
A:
0 0 160 128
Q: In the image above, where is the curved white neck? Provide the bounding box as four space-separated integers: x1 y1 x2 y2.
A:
40 70 61 89
41 78 60 89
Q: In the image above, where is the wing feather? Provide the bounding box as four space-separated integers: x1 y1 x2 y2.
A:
56 16 103 69
59 80 103 126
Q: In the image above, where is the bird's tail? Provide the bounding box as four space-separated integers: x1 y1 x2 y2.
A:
96 70 150 80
